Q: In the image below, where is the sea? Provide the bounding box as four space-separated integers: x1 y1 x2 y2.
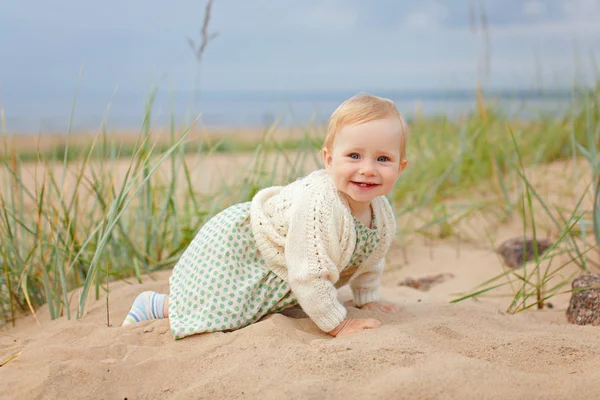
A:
1 88 575 134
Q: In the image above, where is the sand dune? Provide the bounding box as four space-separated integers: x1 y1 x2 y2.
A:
2 238 600 399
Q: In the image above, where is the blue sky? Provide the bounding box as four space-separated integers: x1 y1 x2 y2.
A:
1 1 599 130
2 0 599 95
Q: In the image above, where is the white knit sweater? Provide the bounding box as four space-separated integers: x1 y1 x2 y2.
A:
250 169 396 332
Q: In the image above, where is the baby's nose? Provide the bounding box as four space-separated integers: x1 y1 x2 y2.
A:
359 161 376 175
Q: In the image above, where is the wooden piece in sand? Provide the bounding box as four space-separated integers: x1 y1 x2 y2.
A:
398 273 455 292
566 274 600 326
495 237 553 268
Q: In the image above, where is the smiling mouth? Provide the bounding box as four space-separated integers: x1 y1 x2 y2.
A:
351 181 380 188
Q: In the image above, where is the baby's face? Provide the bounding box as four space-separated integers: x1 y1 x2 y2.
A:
323 117 406 213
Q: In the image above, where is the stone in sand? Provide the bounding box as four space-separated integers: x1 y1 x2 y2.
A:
495 237 553 268
566 274 600 326
398 273 455 292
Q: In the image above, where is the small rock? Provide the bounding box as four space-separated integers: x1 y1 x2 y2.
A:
157 325 170 334
566 274 600 326
143 325 155 333
398 273 454 292
496 237 553 268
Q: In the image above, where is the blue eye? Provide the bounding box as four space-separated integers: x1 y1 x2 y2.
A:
378 156 389 162
349 153 360 159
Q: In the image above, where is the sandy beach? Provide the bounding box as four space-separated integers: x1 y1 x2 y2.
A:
1 154 599 400
2 234 600 399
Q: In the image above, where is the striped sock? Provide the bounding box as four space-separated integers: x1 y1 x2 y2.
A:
122 291 167 326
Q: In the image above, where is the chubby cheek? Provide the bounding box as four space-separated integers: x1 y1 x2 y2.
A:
382 171 400 187
332 163 353 179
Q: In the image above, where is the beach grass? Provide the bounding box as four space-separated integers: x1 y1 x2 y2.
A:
0 85 598 326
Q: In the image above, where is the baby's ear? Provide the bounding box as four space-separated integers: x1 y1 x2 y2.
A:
399 160 408 172
322 148 333 169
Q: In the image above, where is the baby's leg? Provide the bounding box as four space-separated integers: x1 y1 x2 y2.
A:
122 291 168 326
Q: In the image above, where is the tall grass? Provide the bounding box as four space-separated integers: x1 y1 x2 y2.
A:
450 87 600 311
0 102 323 326
0 85 598 326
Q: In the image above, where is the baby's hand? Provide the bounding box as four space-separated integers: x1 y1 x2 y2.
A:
327 318 381 337
360 301 401 314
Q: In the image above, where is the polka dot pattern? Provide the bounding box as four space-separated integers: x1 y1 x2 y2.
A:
168 202 297 339
168 203 380 339
339 214 381 283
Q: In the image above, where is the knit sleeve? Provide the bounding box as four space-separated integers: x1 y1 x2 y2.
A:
349 259 384 306
284 190 347 333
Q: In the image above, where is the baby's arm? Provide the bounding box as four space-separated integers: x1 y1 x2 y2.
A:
351 260 401 313
286 259 382 336
284 196 380 336
285 227 347 333
350 259 385 306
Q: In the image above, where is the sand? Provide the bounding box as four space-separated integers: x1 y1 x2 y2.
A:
2 238 600 400
1 156 600 399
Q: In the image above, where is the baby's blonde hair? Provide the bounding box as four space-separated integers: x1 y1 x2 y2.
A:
323 93 408 161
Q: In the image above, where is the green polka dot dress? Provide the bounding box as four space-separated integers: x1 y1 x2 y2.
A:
338 214 380 287
168 202 381 339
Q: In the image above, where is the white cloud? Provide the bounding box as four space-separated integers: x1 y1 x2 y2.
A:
403 1 448 30
522 0 546 16
404 12 438 30
274 0 359 32
562 0 600 24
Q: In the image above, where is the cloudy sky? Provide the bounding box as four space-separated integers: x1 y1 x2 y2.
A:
1 0 599 130
2 0 599 94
